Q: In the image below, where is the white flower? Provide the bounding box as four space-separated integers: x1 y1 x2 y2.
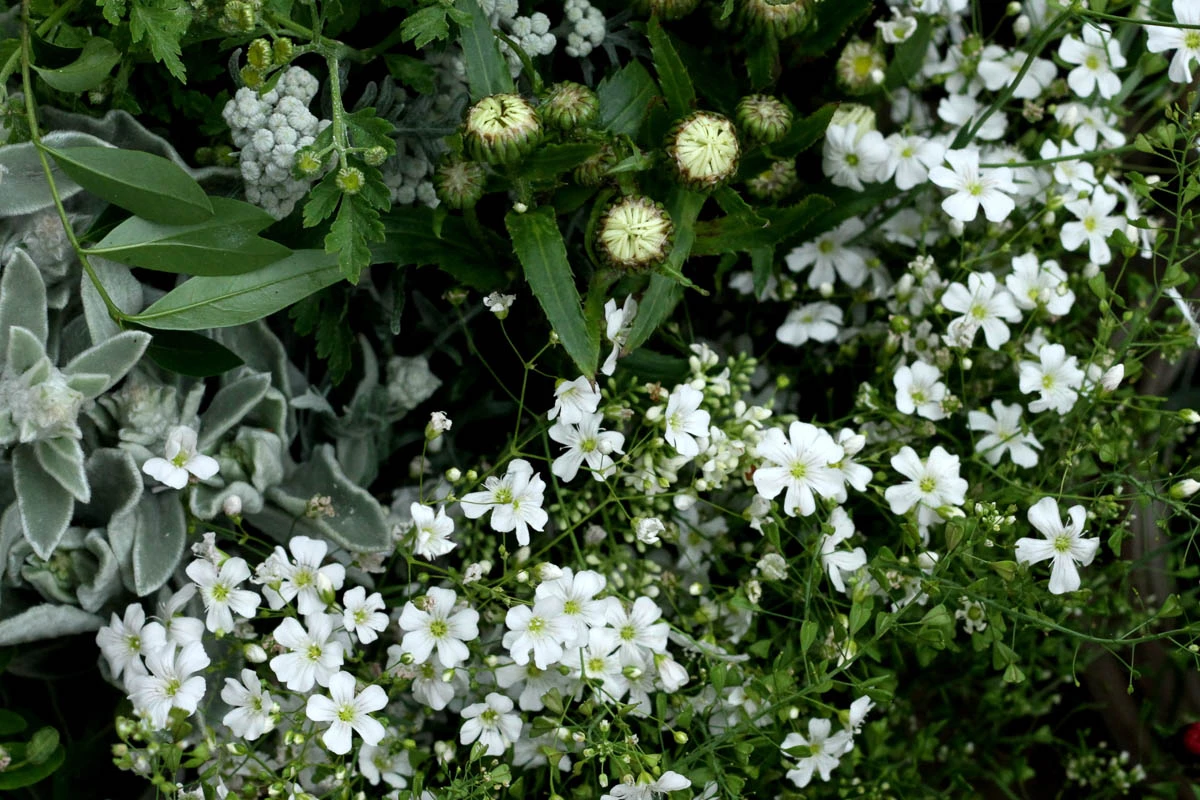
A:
1146 1 1200 82
1058 23 1126 99
535 567 608 647
822 123 888 191
663 385 710 459
1038 140 1095 193
359 736 413 788
937 94 1006 141
570 627 628 700
831 428 872 501
141 426 219 489
275 535 346 616
976 46 1057 99
876 10 917 43
306 671 388 755
968 400 1042 468
776 302 844 347
752 421 845 517
128 641 210 730
1100 363 1125 392
784 218 869 288
1054 102 1125 150
221 668 277 740
96 604 165 685
1005 253 1074 316
549 412 625 482
548 375 601 424
1061 186 1123 265
460 692 522 755
185 556 260 635
606 596 670 665
893 361 947 420
601 771 691 800
782 719 853 788
269 614 344 691
427 411 453 437
602 296 638 376
846 695 875 734
410 503 457 560
928 149 1018 223
1019 343 1084 415
342 586 389 644
460 459 549 547
940 271 1022 350
503 599 572 669
484 292 516 318
882 134 945 191
634 516 665 545
884 446 968 529
1014 497 1099 594
398 586 480 668
153 584 205 649
819 508 867 593
955 598 989 634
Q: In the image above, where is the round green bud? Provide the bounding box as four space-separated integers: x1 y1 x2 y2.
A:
837 40 887 94
434 158 488 210
464 94 543 165
294 148 324 177
541 82 600 131
239 66 264 90
636 0 699 20
596 195 674 272
336 166 365 195
574 144 618 186
739 0 815 38
735 94 793 144
746 159 797 201
666 111 740 191
247 38 273 70
363 146 389 167
272 37 294 65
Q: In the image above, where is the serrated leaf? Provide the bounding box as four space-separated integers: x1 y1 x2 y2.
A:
328 194 384 284
33 437 91 504
130 491 187 596
345 108 398 158
303 172 343 228
89 197 289 275
692 194 833 255
144 329 245 377
384 54 437 94
648 18 694 115
199 372 272 449
597 61 658 138
128 1 189 83
401 5 452 49
14 445 75 559
456 0 515 100
129 250 342 330
34 37 121 93
526 143 603 181
506 208 598 378
374 207 504 290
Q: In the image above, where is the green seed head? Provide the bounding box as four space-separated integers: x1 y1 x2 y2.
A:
541 82 600 131
597 195 675 272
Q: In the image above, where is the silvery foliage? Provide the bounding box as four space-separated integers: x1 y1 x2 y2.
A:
0 112 434 646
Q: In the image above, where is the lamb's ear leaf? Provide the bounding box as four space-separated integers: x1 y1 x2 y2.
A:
62 330 152 396
46 144 213 225
13 444 75 560
33 437 91 504
0 604 102 647
0 250 48 356
199 372 272 450
131 491 187 597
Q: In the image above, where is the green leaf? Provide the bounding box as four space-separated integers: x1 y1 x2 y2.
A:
750 246 773 299
62 330 152 396
128 1 190 83
0 249 48 356
400 5 452 49
384 54 437 94
144 329 245 377
344 108 398 158
507 208 598 377
47 145 211 225
885 18 932 90
0 604 102 648
14 445 75 560
374 208 504 291
302 172 343 228
34 37 121 93
328 193 385 284
797 0 873 57
597 61 658 138
33 437 90 504
0 711 26 737
457 0 515 101
129 250 343 330
89 198 289 275
775 104 837 157
26 728 60 765
526 143 603 181
647 18 694 115
199 372 272 450
128 491 187 596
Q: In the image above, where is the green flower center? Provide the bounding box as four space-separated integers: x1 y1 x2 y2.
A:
429 619 449 638
1053 535 1072 553
919 476 936 493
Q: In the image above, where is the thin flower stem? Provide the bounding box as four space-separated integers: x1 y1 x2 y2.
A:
980 144 1134 169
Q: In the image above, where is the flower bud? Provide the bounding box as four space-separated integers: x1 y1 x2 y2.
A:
223 494 243 517
747 159 797 201
541 82 600 131
666 111 740 191
574 144 619 186
336 166 365 195
635 517 665 545
1099 364 1124 392
464 94 543 165
739 0 814 38
1171 479 1200 499
837 40 887 95
294 147 324 177
597 195 674 271
446 467 463 482
247 39 273 70
673 731 689 744
363 146 389 167
239 66 264 90
736 95 793 144
434 158 488 210
636 0 699 19
273 38 294 64
426 410 453 440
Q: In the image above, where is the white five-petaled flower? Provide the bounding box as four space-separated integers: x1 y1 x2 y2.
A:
221 668 277 740
1146 1 1200 83
96 603 165 685
822 123 889 191
503 599 572 669
968 400 1042 468
550 412 625 482
1061 186 1123 266
342 586 389 644
1058 23 1126 99
142 425 219 489
484 291 516 318
605 596 670 665
776 302 844 347
884 446 969 530
127 641 211 730
548 375 601 424
397 586 480 668
601 771 692 800
1006 253 1075 316
893 360 948 420
460 692 522 756
784 218 869 289
753 421 845 517
940 271 1022 350
184 556 260 635
410 503 457 560
269 614 344 692
275 535 346 616
535 567 608 647
928 149 1018 223
602 295 638 376
782 718 853 788
663 385 710 459
883 133 945 191
819 508 867 594
460 458 549 547
305 671 388 755
1019 343 1085 415
1015 497 1099 594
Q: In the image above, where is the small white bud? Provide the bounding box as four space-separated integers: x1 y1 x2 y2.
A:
1100 364 1124 392
222 495 243 517
1171 478 1200 499
1013 14 1031 37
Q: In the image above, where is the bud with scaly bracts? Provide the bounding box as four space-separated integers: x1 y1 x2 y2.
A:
435 159 488 210
541 82 600 131
597 196 674 272
636 0 700 20
574 144 619 186
739 0 816 38
736 95 793 144
464 94 543 165
666 111 740 191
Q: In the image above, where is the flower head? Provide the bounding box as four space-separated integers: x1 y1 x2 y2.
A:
597 196 674 271
305 671 387 755
1015 497 1099 594
142 425 219 490
464 94 543 164
460 458 549 547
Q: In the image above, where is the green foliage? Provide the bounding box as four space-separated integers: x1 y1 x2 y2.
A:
597 61 659 138
33 37 121 93
143 329 246 377
456 0 515 100
126 0 192 83
47 145 213 224
290 288 355 384
648 18 695 117
400 1 471 49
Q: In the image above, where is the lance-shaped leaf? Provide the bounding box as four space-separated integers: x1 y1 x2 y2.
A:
129 491 187 596
456 0 515 101
87 197 287 275
62 330 152 396
507 207 598 378
648 18 695 116
47 145 212 225
144 330 244 377
14 444 75 560
199 372 272 449
597 61 659 137
33 37 122 94
33 437 91 504
0 131 104 216
128 250 342 331
526 143 603 181
0 604 102 647
0 249 48 356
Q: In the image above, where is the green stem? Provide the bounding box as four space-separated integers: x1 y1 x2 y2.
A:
19 0 125 323
980 144 1135 169
0 0 81 85
267 13 370 62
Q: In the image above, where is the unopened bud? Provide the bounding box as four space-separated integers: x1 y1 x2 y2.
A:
1171 478 1200 499
222 495 243 517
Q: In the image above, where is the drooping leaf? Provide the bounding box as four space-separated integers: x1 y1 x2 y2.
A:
0 131 104 216
33 437 91 504
47 145 212 224
13 445 75 560
0 249 48 356
456 0 515 101
0 604 102 647
374 207 504 291
143 329 245 377
34 37 122 93
506 207 598 378
648 17 695 115
597 61 659 138
128 250 343 330
130 491 187 596
199 372 272 449
328 193 385 284
61 330 151 396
